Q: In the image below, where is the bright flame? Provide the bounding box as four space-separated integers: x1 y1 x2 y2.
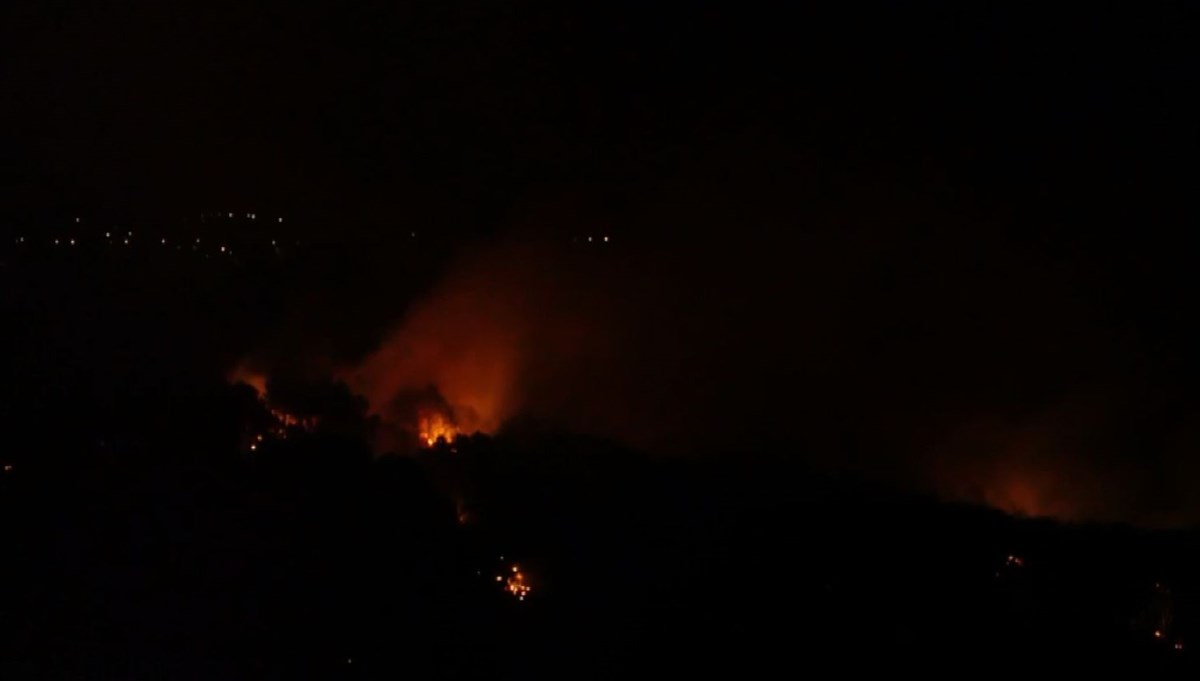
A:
418 410 458 447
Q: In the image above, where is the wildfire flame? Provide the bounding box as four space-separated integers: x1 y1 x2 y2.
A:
227 362 318 440
418 409 458 447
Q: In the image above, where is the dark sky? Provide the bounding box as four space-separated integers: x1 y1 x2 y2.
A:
5 2 1200 524
6 2 1194 231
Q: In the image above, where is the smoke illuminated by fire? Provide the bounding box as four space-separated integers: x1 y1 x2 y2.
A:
227 362 318 439
228 224 1200 527
338 237 608 450
229 362 268 397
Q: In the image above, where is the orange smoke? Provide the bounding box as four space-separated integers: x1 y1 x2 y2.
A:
228 362 268 396
339 260 524 438
339 236 612 449
920 395 1178 526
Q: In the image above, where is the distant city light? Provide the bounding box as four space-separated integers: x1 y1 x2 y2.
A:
75 217 80 223
105 232 111 238
124 239 129 245
127 231 132 236
271 240 276 246
588 236 593 242
228 213 233 218
161 238 166 244
69 239 75 246
604 235 609 242
278 217 283 223
196 238 201 243
54 239 59 245
220 246 226 252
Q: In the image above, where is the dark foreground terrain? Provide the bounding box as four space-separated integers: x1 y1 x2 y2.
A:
1 243 1197 678
1 420 1197 678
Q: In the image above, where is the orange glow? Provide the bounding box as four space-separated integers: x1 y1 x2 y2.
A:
228 362 268 396
227 363 318 440
338 240 591 449
418 409 458 447
504 565 532 600
1154 630 1164 639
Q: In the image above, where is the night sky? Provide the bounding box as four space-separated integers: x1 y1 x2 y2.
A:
5 2 1200 524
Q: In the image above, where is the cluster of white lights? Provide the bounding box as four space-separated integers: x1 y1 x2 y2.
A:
13 234 290 256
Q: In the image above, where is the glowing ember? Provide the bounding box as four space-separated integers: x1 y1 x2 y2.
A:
227 364 318 443
503 565 532 601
